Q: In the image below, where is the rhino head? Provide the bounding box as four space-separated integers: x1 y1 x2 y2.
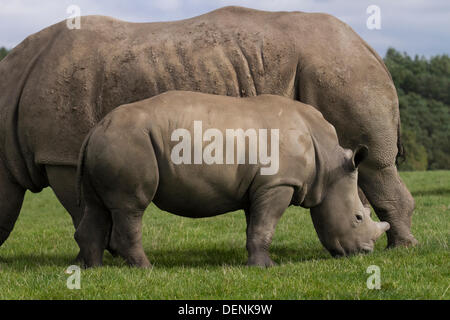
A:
309 145 390 257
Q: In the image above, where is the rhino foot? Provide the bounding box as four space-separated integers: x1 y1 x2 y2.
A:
247 254 277 268
106 245 119 258
387 234 418 248
125 256 153 269
72 250 104 269
72 251 84 264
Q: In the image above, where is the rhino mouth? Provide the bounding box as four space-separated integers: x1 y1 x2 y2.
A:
329 249 345 257
329 240 374 257
359 241 375 253
328 239 346 257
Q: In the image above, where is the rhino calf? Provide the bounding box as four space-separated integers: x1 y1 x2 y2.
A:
75 91 389 268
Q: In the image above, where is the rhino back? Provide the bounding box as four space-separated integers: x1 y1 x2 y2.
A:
17 10 300 176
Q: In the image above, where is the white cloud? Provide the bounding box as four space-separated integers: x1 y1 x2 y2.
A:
153 0 182 11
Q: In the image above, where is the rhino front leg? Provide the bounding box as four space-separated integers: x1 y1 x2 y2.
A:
246 186 294 267
0 160 26 246
359 165 417 247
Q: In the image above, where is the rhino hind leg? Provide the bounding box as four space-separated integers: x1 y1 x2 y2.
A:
358 165 417 248
80 133 158 268
47 165 119 261
246 186 294 267
0 160 26 247
109 208 151 268
75 171 154 268
46 165 83 228
74 197 112 268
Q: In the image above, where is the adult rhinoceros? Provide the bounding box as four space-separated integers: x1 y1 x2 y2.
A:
0 6 416 254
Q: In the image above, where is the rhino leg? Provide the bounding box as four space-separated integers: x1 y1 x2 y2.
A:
0 160 25 246
109 209 151 268
47 165 98 264
90 136 158 268
74 198 112 268
46 165 120 260
46 165 83 228
246 186 294 267
358 165 417 247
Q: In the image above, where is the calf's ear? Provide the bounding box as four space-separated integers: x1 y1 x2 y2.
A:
351 145 369 170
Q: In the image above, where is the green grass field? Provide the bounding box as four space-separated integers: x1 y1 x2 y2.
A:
0 171 448 299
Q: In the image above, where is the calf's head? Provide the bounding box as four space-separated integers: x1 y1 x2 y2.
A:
310 145 390 257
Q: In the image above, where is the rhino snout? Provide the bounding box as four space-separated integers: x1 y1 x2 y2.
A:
359 241 375 254
330 242 374 257
328 235 378 257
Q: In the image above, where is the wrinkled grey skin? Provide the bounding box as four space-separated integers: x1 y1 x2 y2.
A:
0 6 414 257
75 91 390 268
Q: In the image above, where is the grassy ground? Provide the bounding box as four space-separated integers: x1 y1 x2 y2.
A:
0 171 448 299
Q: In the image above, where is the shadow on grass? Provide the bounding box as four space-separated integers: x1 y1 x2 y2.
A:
0 253 78 270
0 246 330 270
126 246 329 268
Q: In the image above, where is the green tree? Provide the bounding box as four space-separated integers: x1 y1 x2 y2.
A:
385 48 450 170
0 47 9 61
398 129 428 171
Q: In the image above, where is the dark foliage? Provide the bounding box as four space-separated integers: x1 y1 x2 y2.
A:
0 47 8 60
385 48 449 170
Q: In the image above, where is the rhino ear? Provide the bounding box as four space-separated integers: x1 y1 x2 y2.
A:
351 145 369 170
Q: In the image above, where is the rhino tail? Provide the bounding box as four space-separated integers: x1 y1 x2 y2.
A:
396 117 405 165
76 129 95 207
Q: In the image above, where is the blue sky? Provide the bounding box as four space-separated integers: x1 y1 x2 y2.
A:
0 0 449 57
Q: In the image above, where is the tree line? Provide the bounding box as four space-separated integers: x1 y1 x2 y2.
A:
384 48 449 170
0 47 448 170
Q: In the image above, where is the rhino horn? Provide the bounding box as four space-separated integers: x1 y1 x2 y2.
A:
374 221 390 240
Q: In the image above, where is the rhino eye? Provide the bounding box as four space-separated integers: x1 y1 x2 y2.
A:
355 214 363 222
